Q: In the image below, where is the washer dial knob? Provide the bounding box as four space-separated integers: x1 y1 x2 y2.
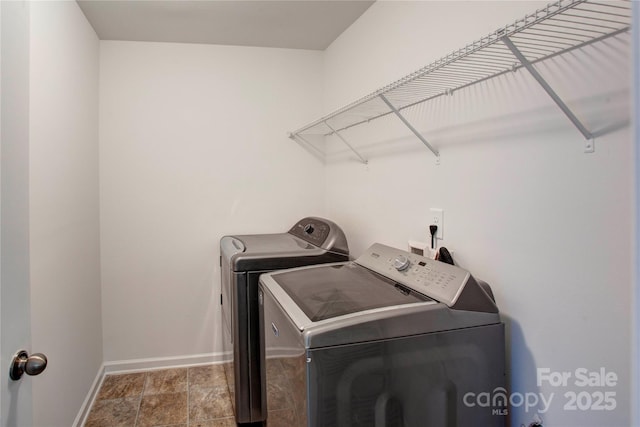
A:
303 224 315 234
393 255 410 271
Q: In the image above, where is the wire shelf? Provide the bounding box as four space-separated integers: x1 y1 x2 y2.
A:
289 0 632 160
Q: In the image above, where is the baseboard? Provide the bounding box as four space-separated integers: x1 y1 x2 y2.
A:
72 363 105 427
103 351 231 375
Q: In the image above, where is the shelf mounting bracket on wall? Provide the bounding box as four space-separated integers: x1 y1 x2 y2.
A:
379 94 440 162
289 132 326 162
501 36 596 153
324 121 368 164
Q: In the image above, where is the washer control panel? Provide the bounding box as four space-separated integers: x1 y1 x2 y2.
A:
393 255 410 271
356 243 471 307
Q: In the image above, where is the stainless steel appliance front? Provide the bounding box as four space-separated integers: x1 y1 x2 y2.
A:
219 217 349 424
259 243 506 427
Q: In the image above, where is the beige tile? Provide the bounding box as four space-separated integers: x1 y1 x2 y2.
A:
189 386 234 421
87 365 239 427
221 362 233 392
144 368 188 395
266 409 297 427
189 418 236 427
97 372 146 400
84 397 140 427
221 361 234 405
228 389 236 414
137 392 188 427
188 364 227 390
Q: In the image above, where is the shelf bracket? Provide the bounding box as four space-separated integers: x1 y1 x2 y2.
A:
323 121 368 164
379 94 440 160
502 36 595 152
289 132 326 162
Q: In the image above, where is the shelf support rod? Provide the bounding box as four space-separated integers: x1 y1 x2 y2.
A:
379 94 440 159
502 36 595 146
323 121 368 164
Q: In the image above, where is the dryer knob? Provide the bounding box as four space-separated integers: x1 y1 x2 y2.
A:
303 224 315 234
393 255 410 271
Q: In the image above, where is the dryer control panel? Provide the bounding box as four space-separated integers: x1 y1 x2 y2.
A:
288 217 349 255
289 219 330 246
356 243 488 310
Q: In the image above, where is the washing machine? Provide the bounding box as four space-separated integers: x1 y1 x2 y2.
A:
259 242 506 427
220 217 349 424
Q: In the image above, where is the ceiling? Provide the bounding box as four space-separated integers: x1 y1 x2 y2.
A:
77 0 375 51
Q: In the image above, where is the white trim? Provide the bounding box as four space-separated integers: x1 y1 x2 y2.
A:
103 352 231 375
72 364 105 427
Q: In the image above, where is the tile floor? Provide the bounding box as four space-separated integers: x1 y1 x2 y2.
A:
85 364 236 427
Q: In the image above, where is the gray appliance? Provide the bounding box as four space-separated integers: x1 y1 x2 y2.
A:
220 217 349 424
259 243 506 427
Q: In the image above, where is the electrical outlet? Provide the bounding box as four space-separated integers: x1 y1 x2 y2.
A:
430 208 443 240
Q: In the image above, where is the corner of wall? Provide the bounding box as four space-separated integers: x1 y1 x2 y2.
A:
72 363 105 427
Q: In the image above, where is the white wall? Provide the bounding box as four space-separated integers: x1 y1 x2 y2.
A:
99 41 325 363
323 2 632 426
8 2 633 426
28 2 102 426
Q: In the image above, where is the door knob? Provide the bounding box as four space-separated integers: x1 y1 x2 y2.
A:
9 350 48 381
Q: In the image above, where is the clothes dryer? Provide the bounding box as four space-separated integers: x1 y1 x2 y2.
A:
220 217 349 424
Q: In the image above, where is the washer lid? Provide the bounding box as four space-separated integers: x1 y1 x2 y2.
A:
271 263 431 322
259 243 502 348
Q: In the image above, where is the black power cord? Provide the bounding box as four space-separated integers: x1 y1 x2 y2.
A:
429 225 454 265
429 225 438 249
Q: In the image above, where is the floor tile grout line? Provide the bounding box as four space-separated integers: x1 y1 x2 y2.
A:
133 372 147 427
88 365 237 427
187 367 191 427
